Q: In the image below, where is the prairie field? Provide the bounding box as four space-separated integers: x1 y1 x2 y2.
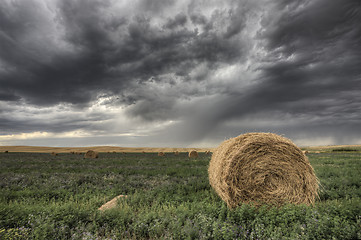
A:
0 148 360 239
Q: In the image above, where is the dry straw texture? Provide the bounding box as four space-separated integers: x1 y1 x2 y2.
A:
98 195 127 211
84 150 98 159
208 132 319 208
188 150 198 158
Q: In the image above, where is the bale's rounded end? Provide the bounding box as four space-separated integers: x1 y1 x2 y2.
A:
208 132 319 208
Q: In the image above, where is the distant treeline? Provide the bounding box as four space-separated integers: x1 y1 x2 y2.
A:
332 148 358 152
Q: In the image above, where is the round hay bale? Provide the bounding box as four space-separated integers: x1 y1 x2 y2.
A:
188 150 198 158
208 132 319 208
158 152 165 156
84 150 98 159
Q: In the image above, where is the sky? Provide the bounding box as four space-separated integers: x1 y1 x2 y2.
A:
0 0 360 148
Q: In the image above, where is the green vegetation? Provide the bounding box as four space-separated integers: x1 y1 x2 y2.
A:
0 151 360 239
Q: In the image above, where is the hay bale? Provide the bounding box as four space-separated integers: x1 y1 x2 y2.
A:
188 150 198 158
98 195 128 211
4 150 8 153
174 151 179 155
158 152 165 156
84 150 98 159
51 152 58 156
208 132 319 208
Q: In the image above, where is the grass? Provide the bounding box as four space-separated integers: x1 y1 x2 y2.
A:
0 151 360 239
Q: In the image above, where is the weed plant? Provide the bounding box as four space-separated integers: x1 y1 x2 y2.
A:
0 151 360 239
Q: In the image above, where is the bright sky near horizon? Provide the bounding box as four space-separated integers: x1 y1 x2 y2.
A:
0 0 360 147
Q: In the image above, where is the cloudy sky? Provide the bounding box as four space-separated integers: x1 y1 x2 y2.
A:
0 0 360 148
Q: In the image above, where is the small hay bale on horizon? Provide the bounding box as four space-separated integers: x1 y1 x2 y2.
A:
208 132 319 208
158 152 165 156
84 150 98 159
188 150 198 158
51 152 58 156
174 151 179 155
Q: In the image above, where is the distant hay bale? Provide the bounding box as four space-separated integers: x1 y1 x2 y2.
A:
174 151 179 155
70 151 75 154
205 150 211 155
158 152 165 156
51 152 58 156
113 151 116 153
98 195 128 211
303 150 309 155
208 132 319 208
188 150 198 158
84 150 98 159
4 150 8 153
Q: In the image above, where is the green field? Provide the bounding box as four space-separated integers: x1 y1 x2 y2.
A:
0 151 360 239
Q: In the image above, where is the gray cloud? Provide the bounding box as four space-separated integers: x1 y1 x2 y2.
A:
1 0 247 108
0 0 360 146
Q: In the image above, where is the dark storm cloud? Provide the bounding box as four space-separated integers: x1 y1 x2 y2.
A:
0 0 246 108
164 13 188 29
1 0 360 146
203 0 361 124
147 0 361 144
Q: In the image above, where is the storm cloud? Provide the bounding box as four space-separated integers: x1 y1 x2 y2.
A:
0 0 360 147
